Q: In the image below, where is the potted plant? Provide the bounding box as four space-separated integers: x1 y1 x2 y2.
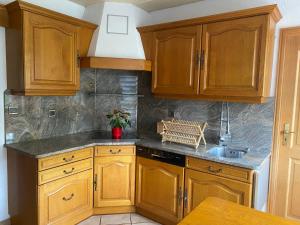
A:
106 109 131 139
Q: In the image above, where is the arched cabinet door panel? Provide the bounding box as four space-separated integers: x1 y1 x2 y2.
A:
184 169 252 216
135 157 184 224
201 16 270 98
23 12 80 94
152 26 202 95
94 156 135 208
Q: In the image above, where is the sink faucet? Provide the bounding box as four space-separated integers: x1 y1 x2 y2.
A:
219 102 231 146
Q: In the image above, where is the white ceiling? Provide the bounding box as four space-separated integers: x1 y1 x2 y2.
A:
70 0 203 12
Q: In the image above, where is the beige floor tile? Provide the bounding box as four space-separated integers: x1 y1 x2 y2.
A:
77 216 101 225
130 213 156 224
101 213 131 225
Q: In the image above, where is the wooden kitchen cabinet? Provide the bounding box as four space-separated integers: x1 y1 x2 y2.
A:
151 26 201 95
94 156 136 209
7 147 93 225
200 16 271 99
184 169 252 215
5 1 97 96
39 170 93 225
138 5 281 103
135 157 185 225
94 145 136 214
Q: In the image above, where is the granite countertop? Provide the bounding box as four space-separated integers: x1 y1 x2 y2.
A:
5 131 270 170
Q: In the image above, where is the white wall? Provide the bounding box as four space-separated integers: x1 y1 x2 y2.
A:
0 0 85 221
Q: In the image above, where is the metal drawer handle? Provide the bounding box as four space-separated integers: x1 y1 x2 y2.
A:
208 166 222 173
110 149 121 154
63 168 75 174
62 193 74 201
63 155 74 162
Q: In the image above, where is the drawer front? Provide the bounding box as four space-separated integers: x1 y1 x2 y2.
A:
38 158 93 185
38 147 93 171
95 146 135 156
186 157 253 183
39 170 93 225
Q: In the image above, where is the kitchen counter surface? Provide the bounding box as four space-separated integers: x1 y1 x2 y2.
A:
136 138 271 170
6 132 270 170
5 131 138 159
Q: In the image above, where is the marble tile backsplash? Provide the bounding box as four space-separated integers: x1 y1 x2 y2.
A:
5 69 275 153
137 73 275 151
4 69 140 143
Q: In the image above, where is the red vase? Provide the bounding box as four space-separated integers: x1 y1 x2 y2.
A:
112 127 122 139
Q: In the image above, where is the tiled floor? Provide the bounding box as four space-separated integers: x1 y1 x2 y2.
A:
77 213 161 225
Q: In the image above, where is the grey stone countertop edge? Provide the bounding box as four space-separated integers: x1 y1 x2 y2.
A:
5 137 270 171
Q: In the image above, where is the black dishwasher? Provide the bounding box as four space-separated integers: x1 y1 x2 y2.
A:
136 145 185 167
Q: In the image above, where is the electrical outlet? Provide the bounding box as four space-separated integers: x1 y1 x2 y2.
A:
49 109 56 118
168 110 175 118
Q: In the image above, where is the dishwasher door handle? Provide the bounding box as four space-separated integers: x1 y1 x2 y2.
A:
151 153 167 159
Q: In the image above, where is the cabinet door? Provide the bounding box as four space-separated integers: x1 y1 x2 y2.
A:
94 156 135 208
23 11 80 95
201 16 267 97
39 170 93 225
136 157 184 224
184 169 252 216
152 26 201 95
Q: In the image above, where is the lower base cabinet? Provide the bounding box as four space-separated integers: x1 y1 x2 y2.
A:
94 156 136 209
39 170 93 225
135 157 185 225
184 168 252 215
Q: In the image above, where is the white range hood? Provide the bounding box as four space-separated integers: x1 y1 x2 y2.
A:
83 1 152 60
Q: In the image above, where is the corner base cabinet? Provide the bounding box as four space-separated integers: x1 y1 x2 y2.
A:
93 146 136 215
135 157 185 225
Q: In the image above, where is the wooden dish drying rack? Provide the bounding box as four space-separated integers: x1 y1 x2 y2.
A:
160 119 208 149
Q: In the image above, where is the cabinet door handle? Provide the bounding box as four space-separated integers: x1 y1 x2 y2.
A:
63 168 75 174
63 155 74 162
62 193 74 201
208 166 222 173
200 50 205 69
110 149 121 154
94 174 98 191
77 50 80 67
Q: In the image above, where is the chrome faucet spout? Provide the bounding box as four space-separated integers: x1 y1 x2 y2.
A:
219 102 231 146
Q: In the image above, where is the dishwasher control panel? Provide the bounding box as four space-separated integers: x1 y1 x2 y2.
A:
136 145 186 167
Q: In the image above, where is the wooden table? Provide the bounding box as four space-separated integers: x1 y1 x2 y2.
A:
178 197 300 225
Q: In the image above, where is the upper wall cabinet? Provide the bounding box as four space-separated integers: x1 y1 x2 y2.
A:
5 1 97 96
152 26 201 95
138 5 282 103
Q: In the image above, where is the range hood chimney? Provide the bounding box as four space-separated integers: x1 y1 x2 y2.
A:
81 2 152 71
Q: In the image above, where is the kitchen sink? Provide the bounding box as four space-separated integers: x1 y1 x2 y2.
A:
207 146 250 159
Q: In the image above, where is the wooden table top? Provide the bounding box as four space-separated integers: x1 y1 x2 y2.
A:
178 197 300 225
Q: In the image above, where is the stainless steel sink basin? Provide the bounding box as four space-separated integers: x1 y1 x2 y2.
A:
207 146 249 159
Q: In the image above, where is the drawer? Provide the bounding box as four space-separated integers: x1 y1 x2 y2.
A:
186 157 253 183
38 147 93 171
95 145 135 156
38 158 93 185
38 170 93 225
